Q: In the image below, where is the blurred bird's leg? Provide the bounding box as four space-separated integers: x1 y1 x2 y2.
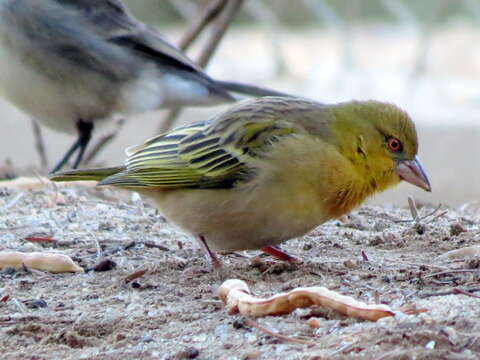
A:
49 120 93 174
72 120 93 169
261 246 302 263
197 235 222 268
50 138 81 174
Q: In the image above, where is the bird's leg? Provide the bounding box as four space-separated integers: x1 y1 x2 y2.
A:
72 120 94 169
197 235 222 268
49 137 82 174
49 120 94 173
261 246 302 263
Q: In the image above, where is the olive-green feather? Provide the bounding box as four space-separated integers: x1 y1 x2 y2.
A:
98 98 311 189
49 167 125 182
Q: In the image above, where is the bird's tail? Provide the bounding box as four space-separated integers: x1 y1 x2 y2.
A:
49 166 125 182
216 80 294 98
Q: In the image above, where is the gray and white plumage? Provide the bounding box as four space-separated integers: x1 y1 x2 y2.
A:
0 0 237 135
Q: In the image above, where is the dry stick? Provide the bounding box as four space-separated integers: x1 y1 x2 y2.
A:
424 269 480 278
419 287 480 299
381 258 448 270
197 0 244 68
177 0 228 50
157 0 244 134
142 241 170 251
452 288 480 299
243 318 316 346
30 119 48 170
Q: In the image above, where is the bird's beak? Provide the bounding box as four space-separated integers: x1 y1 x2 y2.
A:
395 156 431 192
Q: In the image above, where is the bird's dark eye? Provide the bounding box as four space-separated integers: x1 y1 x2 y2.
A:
387 137 403 153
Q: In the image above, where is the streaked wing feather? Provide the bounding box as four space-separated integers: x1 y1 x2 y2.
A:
101 99 304 188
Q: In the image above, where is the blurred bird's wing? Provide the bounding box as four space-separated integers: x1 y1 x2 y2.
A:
64 0 203 72
60 0 234 100
99 98 303 188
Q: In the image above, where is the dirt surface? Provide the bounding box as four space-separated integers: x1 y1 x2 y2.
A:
1 184 480 360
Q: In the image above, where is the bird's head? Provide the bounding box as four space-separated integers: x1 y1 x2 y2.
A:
328 100 431 193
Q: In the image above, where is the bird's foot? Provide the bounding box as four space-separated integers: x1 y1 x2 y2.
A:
197 235 223 269
261 246 303 263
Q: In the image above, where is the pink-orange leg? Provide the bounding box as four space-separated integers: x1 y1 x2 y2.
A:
261 246 302 263
197 235 222 268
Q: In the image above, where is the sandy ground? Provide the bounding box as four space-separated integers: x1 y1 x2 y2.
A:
0 183 480 359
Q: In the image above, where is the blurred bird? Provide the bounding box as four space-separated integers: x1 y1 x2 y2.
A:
50 97 431 267
0 0 289 173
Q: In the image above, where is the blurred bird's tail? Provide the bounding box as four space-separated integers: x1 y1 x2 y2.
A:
216 80 293 98
49 166 125 182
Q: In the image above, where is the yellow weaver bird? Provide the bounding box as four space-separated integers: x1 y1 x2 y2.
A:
50 97 431 267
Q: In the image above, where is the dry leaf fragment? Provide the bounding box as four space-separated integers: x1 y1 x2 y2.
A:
0 251 83 273
24 236 58 244
219 279 397 322
124 269 148 284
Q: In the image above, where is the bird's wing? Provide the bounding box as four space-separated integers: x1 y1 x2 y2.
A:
65 0 202 73
99 98 303 188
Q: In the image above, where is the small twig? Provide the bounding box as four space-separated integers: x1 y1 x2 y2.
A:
196 0 244 68
21 263 51 278
158 108 182 134
422 204 444 219
419 287 480 298
382 259 448 270
375 350 406 360
123 241 136 251
142 241 170 251
425 209 449 223
453 288 480 299
92 236 102 261
330 342 357 356
243 318 316 346
1 192 25 212
30 119 48 170
101 241 136 257
424 269 480 278
361 250 369 262
11 298 28 314
408 196 419 221
178 0 228 50
388 202 445 224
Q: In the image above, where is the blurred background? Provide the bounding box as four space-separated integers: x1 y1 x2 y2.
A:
1 0 479 208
